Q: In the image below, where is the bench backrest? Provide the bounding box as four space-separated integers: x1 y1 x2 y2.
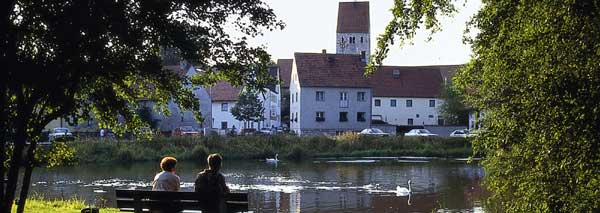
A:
115 190 248 212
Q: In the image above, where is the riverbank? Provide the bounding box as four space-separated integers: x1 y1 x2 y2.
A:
70 134 473 164
12 197 119 213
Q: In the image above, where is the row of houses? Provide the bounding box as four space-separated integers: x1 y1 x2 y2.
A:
284 1 460 135
46 1 463 136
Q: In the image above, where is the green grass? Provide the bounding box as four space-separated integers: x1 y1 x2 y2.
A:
12 197 119 213
68 133 475 164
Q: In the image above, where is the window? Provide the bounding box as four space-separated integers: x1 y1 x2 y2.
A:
374 99 381 106
316 91 324 101
221 103 228 111
428 115 434 118
390 99 397 107
221 121 228 129
393 70 400 79
429 100 436 107
357 112 366 122
408 118 413 125
416 114 420 118
340 92 347 101
360 37 363 43
357 92 366 102
316 112 325 122
339 112 348 122
349 37 355 44
406 100 413 107
340 92 348 108
295 92 298 102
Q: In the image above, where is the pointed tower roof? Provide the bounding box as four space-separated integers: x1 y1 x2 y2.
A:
336 1 370 33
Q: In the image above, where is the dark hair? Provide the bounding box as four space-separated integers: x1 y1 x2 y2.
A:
160 157 177 172
207 153 223 170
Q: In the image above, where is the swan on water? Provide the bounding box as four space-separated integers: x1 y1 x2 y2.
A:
396 179 412 196
266 154 279 163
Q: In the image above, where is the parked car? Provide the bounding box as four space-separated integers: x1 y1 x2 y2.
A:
258 128 273 135
172 126 200 137
450 129 476 138
358 128 390 137
49 128 75 142
404 129 438 137
241 128 256 135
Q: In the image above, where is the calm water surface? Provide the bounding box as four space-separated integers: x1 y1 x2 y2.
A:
29 157 486 212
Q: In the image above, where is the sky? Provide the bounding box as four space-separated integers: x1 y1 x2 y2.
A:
244 0 482 66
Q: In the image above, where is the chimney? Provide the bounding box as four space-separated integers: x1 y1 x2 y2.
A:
322 49 327 54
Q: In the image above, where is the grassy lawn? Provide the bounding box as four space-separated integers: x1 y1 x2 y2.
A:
12 198 119 213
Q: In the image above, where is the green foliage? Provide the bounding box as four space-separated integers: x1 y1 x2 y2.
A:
11 196 120 213
366 0 458 75
1 0 283 211
35 143 76 167
69 135 473 163
439 81 470 126
231 90 265 124
136 106 158 129
372 0 600 211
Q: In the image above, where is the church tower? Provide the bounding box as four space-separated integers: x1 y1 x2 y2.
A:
336 1 370 62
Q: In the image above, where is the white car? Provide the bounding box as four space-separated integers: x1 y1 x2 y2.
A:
258 128 273 135
404 129 438 137
450 129 476 138
359 128 390 136
49 128 74 141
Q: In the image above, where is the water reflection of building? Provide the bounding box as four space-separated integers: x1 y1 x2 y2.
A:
252 191 302 212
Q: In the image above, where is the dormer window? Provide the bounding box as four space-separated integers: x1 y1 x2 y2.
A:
393 70 400 79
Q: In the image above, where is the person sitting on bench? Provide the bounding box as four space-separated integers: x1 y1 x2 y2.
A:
152 156 180 191
195 153 230 212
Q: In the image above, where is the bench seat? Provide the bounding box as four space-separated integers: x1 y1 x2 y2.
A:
115 190 248 213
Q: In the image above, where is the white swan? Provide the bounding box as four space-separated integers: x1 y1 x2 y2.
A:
266 154 279 163
396 180 412 196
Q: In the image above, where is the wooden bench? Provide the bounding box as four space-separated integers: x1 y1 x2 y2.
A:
115 190 248 213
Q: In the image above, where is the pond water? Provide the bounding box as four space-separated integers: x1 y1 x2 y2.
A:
29 157 486 212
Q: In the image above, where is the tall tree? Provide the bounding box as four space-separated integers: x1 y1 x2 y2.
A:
369 0 600 211
231 90 265 129
0 0 282 212
439 81 470 126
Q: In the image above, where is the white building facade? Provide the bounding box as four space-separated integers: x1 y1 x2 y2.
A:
371 97 444 126
290 53 372 135
208 68 281 135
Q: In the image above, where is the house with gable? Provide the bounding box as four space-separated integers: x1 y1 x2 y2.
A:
289 52 372 135
142 60 213 134
277 59 293 127
208 66 281 134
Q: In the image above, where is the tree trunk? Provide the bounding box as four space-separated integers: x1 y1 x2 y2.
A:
0 86 6 211
2 129 24 213
16 141 36 213
2 94 27 213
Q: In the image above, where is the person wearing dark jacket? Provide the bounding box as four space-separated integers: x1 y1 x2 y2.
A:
195 153 230 213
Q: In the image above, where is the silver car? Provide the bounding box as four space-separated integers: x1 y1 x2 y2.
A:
404 129 438 137
359 128 390 136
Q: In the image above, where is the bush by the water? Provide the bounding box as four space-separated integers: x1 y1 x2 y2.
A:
70 134 473 164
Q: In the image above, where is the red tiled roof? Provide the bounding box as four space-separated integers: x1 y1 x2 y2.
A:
294 53 371 88
337 1 370 33
277 59 293 88
368 65 460 98
208 81 241 102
